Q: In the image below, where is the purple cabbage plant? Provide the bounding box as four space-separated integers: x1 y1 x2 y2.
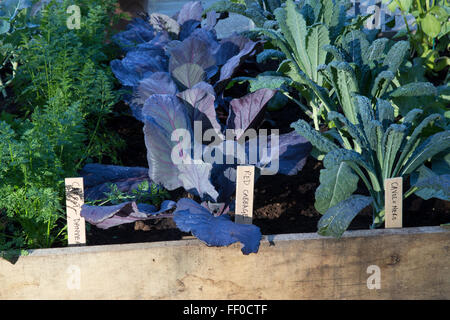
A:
80 1 312 254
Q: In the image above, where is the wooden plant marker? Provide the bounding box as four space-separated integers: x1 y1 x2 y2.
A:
235 166 255 224
384 177 403 228
65 178 86 245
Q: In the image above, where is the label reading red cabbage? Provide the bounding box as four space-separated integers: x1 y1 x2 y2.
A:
235 166 255 225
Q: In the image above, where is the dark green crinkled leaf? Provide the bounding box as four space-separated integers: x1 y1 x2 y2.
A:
396 113 443 173
371 70 394 98
315 162 359 214
291 119 339 153
376 98 395 129
204 1 246 15
256 49 286 64
381 124 407 179
328 111 368 150
248 75 292 91
317 195 373 238
401 130 450 175
411 165 450 201
363 38 389 64
383 40 410 73
390 82 437 98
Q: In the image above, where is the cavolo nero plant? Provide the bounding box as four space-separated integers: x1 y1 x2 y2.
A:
244 0 443 131
248 0 352 130
80 1 313 254
318 30 443 120
292 95 450 237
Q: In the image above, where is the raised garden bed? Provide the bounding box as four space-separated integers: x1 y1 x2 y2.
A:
1 226 449 299
1 0 449 301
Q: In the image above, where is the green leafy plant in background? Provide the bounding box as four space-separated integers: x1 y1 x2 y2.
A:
0 100 85 250
237 0 359 130
205 0 287 28
87 181 170 207
292 95 450 237
13 0 123 163
383 0 450 73
318 31 444 121
0 0 37 98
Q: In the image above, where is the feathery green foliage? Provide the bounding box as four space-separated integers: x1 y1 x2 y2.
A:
1 0 123 253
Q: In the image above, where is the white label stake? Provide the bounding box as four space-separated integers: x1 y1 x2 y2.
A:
384 177 403 228
235 166 255 224
65 178 86 245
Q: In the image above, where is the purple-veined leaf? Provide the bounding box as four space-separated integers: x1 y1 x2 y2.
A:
172 63 206 89
177 86 222 133
203 10 219 30
112 18 156 51
142 94 218 201
179 20 201 40
142 94 192 190
135 33 171 53
178 158 219 201
192 81 216 95
177 1 203 25
255 131 313 176
110 49 167 87
168 35 217 72
215 35 255 65
81 200 176 229
130 72 177 122
215 40 261 92
173 198 262 254
131 72 178 111
142 94 191 133
226 89 276 139
80 164 149 188
189 28 220 52
143 120 183 190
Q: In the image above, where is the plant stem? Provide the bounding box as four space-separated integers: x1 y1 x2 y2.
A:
0 74 7 98
404 186 418 199
282 92 313 118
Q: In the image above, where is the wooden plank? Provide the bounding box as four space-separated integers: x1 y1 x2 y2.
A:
0 227 449 299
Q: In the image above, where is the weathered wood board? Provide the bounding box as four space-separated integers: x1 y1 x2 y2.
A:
0 226 449 299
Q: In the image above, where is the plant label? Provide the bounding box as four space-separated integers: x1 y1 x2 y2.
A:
384 177 403 228
235 166 255 224
65 178 86 245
